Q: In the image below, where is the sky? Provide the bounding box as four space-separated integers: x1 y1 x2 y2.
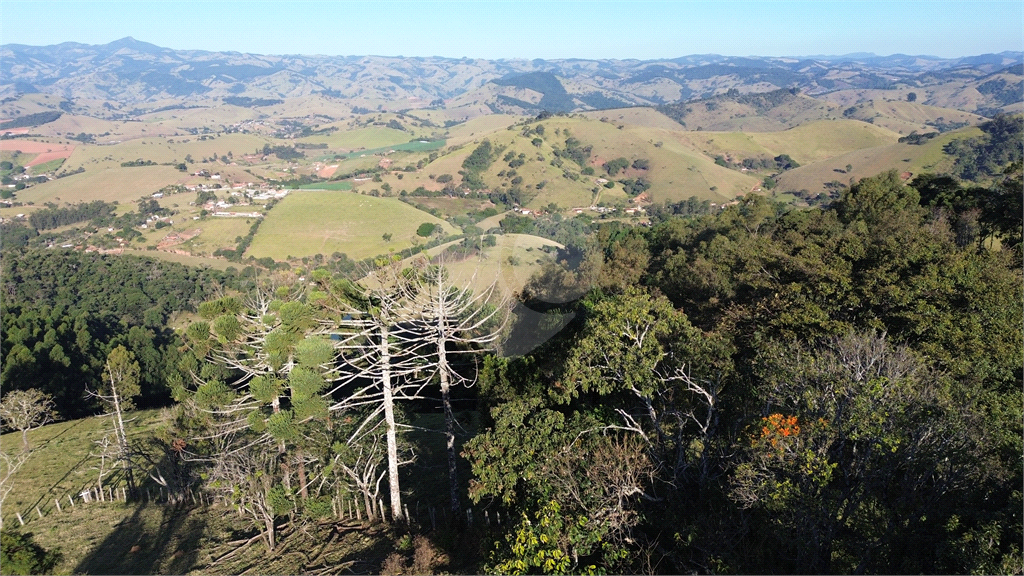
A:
1 1 1022 60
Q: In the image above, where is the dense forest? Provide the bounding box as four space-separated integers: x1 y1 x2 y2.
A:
0 252 241 418
1 161 1021 574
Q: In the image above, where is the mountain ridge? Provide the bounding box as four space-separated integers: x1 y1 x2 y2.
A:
1 38 1020 116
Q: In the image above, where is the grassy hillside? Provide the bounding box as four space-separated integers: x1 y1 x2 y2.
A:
1 409 481 575
246 190 454 261
774 126 981 194
836 100 984 135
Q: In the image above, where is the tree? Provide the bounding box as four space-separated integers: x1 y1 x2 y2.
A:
95 345 141 495
325 261 432 522
0 449 29 530
0 530 61 574
414 262 506 514
907 92 917 102
0 389 57 450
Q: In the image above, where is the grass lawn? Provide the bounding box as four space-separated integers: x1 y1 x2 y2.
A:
246 190 453 261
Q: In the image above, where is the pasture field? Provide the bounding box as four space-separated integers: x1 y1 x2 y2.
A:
1 410 167 528
27 158 65 173
294 126 412 151
670 119 898 167
0 408 480 575
16 165 189 205
338 139 445 158
178 216 255 256
442 114 520 144
298 180 353 190
838 100 984 135
396 232 562 299
747 119 898 164
403 196 496 219
246 190 453 261
580 107 688 131
774 126 979 194
59 133 271 172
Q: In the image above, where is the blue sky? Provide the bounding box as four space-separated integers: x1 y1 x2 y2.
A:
1 1 1021 59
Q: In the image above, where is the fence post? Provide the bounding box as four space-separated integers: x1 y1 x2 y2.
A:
55 499 62 513
68 494 75 507
36 506 43 519
16 512 24 526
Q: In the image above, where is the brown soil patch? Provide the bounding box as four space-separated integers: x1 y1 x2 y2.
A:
318 164 338 178
26 149 74 166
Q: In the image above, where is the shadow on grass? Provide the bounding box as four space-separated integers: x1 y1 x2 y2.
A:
71 500 205 575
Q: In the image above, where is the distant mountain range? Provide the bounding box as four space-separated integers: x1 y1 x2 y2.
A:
1 37 1021 115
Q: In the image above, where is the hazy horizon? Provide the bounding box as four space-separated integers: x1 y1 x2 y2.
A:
3 1 1021 61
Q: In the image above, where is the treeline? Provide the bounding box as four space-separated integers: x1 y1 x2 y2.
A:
261 143 304 160
1 250 238 418
28 200 117 230
224 96 284 107
1 111 62 129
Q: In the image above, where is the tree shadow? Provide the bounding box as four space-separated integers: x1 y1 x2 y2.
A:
71 500 206 575
71 443 206 575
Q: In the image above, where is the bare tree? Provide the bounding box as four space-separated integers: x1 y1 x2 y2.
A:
325 260 434 522
0 449 29 529
207 440 282 550
90 433 119 499
413 261 507 514
89 345 142 495
0 389 58 450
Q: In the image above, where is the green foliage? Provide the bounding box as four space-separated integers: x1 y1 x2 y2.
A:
834 169 919 224
462 139 495 173
0 530 61 575
603 157 629 176
944 114 1023 181
416 222 437 237
489 501 603 575
28 200 117 231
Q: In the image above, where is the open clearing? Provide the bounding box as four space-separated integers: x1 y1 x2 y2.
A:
246 190 453 261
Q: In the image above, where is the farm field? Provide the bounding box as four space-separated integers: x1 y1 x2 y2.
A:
16 165 188 204
246 190 453 261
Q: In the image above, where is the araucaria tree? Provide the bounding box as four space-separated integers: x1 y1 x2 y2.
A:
413 262 506 515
